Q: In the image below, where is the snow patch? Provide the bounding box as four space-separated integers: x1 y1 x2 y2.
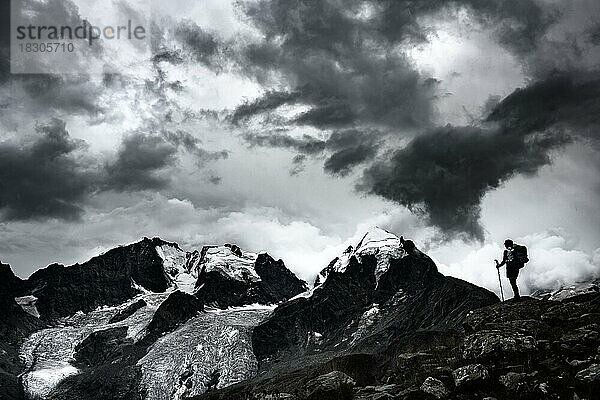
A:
156 245 196 294
195 246 261 283
205 303 276 314
22 363 79 399
15 295 40 318
350 304 380 345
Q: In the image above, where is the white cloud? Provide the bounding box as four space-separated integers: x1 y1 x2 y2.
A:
432 230 600 298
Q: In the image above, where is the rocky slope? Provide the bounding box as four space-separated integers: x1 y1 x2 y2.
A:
193 229 600 400
0 263 46 400
196 297 600 400
0 238 306 400
252 228 499 363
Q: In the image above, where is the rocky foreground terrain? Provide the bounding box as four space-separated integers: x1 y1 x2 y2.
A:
1 228 599 400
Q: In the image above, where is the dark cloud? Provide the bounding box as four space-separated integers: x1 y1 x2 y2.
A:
373 0 558 54
230 91 301 125
233 1 437 130
162 129 229 165
244 128 384 176
173 21 220 67
243 131 327 155
487 73 600 136
17 75 105 115
322 128 384 176
588 24 600 45
151 17 225 72
360 125 571 240
359 72 600 239
105 128 230 192
231 0 561 129
207 175 222 185
463 0 561 56
0 119 96 221
289 154 307 176
324 143 379 177
104 133 178 191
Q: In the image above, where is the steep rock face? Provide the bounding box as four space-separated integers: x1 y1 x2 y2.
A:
254 253 309 301
0 263 43 343
139 291 203 345
193 245 307 308
0 262 45 400
22 238 173 320
253 228 499 362
0 261 25 295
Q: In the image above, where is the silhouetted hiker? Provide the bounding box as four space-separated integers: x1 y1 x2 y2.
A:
495 239 528 300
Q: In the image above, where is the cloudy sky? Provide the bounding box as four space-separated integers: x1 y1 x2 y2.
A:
1 0 599 296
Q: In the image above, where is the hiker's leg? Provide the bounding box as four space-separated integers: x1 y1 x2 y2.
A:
509 277 520 299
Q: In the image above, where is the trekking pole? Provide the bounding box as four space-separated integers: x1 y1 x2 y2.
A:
495 261 505 301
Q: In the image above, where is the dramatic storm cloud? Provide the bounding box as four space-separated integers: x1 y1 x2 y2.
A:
0 121 226 221
105 133 179 191
360 125 571 240
229 0 560 129
221 0 598 237
0 119 95 221
359 72 600 239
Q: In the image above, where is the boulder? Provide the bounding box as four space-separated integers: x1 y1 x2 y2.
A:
461 331 536 360
575 363 600 384
305 371 355 400
420 377 449 399
558 325 600 357
452 364 489 387
499 372 536 393
354 384 404 400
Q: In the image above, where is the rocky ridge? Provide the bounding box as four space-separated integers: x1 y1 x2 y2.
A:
0 238 306 400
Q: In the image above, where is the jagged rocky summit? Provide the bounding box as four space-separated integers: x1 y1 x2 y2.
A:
252 227 499 363
0 238 306 400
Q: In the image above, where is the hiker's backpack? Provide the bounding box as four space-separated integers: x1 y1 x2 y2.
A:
513 244 529 265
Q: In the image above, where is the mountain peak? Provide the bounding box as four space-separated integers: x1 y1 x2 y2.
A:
355 226 402 252
317 227 413 286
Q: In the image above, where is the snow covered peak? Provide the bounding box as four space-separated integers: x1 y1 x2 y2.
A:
355 226 402 253
317 227 411 286
187 244 261 284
